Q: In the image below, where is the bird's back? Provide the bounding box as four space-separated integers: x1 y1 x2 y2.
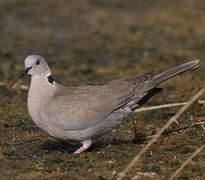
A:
38 60 199 140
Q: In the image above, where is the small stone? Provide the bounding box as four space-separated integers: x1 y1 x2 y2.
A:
131 175 140 180
108 160 114 164
112 170 117 176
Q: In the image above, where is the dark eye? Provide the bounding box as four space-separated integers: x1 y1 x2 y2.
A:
36 59 40 65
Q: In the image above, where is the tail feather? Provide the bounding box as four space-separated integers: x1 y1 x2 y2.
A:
149 60 199 88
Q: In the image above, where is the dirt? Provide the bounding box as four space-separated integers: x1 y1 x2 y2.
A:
0 0 204 179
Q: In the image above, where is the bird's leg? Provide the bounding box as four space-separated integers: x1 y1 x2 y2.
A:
73 139 92 154
131 116 146 144
131 116 138 137
126 110 138 137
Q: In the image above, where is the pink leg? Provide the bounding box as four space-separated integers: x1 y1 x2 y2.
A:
73 139 92 154
73 146 85 154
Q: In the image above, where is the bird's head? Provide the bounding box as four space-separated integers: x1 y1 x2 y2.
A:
20 55 51 78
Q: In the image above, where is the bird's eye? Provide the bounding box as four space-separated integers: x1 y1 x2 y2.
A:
36 59 40 65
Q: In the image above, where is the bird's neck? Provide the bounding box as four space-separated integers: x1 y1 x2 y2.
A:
28 74 56 117
29 74 56 95
31 72 55 85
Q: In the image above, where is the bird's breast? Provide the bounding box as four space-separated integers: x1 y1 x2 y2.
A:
27 77 55 128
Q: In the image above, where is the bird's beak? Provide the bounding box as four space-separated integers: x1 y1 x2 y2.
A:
19 67 32 78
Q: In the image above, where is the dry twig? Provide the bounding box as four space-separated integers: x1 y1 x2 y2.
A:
117 87 205 180
168 143 205 180
146 117 205 139
11 80 22 90
0 81 29 90
179 117 205 136
135 101 205 113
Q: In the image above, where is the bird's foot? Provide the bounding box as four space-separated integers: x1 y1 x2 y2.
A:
73 139 92 154
73 146 85 154
132 133 147 144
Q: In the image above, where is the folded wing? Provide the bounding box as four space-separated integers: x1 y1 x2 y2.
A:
39 71 156 131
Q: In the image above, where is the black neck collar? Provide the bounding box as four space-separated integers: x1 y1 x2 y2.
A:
47 75 54 84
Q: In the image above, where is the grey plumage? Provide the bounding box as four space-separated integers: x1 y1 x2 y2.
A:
20 55 199 153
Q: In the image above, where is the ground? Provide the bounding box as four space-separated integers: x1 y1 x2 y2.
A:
0 0 204 179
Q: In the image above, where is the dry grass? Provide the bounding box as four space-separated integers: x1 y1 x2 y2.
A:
168 143 205 180
0 0 205 179
117 87 205 180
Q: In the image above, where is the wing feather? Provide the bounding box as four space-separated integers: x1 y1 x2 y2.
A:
39 71 157 131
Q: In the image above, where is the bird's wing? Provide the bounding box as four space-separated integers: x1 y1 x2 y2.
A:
39 71 157 131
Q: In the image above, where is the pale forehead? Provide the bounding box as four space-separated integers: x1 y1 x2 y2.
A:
24 55 41 66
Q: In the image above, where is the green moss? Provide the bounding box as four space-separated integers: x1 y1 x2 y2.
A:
4 150 16 157
181 147 195 154
185 163 202 172
51 158 64 164
169 160 180 168
178 174 189 180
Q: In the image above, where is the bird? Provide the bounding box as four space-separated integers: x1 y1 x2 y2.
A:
20 55 199 153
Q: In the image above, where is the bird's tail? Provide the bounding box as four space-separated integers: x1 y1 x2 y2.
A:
148 60 199 89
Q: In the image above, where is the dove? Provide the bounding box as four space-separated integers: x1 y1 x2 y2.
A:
20 55 199 153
